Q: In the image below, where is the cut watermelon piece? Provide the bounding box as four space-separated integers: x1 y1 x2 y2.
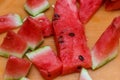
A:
91 16 120 70
26 46 62 80
79 68 92 80
53 0 91 75
78 0 103 24
0 13 22 33
20 77 30 80
105 0 120 11
4 56 31 80
24 0 50 16
0 31 28 58
32 13 53 37
18 17 44 50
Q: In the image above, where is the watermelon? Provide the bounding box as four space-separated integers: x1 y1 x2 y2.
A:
0 31 28 58
78 0 103 24
0 13 22 33
4 56 31 80
26 46 62 80
79 68 92 80
105 0 120 11
24 0 50 16
32 13 53 37
53 0 91 75
18 17 44 50
91 16 120 70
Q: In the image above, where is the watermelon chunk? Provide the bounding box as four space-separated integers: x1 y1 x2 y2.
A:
79 68 92 80
78 0 103 24
0 13 22 33
24 0 50 16
18 17 44 50
26 46 62 80
32 13 53 37
53 0 91 75
0 31 28 58
4 56 31 80
91 16 120 70
105 0 120 11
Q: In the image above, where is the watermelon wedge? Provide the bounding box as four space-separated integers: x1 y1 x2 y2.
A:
26 46 62 80
78 0 103 24
0 31 28 58
24 0 50 16
91 16 120 70
4 56 31 80
32 13 53 37
0 13 22 33
79 68 92 80
18 17 44 50
53 0 91 75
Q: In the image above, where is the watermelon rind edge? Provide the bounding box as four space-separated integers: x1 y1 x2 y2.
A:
19 77 29 80
14 14 23 26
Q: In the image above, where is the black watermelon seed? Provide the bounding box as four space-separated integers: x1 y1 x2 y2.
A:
69 33 75 37
77 66 81 69
78 55 84 61
52 13 60 21
58 36 64 43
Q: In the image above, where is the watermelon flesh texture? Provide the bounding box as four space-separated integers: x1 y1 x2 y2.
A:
18 17 43 50
53 0 91 75
91 16 120 70
0 31 28 58
78 0 103 24
24 0 50 16
0 13 22 33
105 0 120 11
32 13 53 37
26 46 62 80
4 56 31 80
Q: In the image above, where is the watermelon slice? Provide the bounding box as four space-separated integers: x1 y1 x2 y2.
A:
24 0 50 16
79 68 92 80
32 13 53 37
78 0 103 24
0 31 28 58
91 16 120 70
4 56 31 80
26 46 62 80
18 17 44 50
105 0 120 11
0 13 22 33
53 0 91 75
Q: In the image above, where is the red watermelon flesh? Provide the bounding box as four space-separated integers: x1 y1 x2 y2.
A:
26 46 62 80
78 0 103 24
91 16 120 70
32 13 53 37
18 17 43 50
0 13 22 33
0 31 28 58
105 0 120 11
4 56 31 80
53 0 91 75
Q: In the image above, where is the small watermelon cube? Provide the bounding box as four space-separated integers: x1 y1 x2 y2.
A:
0 31 28 58
26 46 62 80
91 16 120 69
0 13 22 33
32 13 53 37
24 0 50 16
18 17 44 50
4 56 31 80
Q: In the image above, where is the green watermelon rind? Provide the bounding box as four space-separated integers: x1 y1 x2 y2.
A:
19 77 29 80
32 13 45 19
13 14 23 26
24 1 50 16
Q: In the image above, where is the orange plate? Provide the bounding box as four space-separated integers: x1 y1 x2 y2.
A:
0 0 120 80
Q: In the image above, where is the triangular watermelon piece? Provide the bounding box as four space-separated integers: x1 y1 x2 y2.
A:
32 13 53 37
4 56 31 80
26 46 62 80
91 16 120 70
18 17 44 50
24 0 50 16
0 13 22 33
53 0 91 75
0 31 28 58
